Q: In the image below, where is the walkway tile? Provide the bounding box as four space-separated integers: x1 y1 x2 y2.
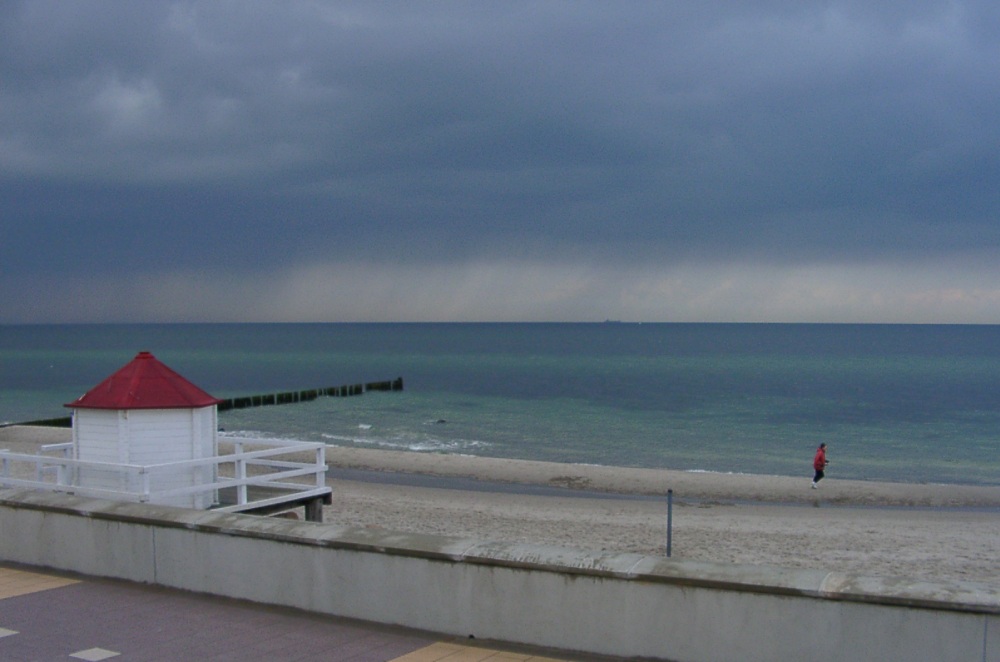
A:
70 647 122 660
0 566 79 599
0 565 433 661
389 641 570 661
0 565 583 662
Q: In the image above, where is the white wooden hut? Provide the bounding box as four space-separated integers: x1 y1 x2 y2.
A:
64 351 222 509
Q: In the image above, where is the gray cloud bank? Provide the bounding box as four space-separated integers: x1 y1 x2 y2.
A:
2 1 999 322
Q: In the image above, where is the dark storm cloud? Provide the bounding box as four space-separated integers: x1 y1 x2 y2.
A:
2 1 1000 321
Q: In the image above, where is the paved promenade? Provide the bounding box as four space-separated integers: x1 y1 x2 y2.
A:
0 565 577 661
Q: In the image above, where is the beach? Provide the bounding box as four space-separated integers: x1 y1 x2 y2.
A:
4 425 1000 586
322 446 1000 586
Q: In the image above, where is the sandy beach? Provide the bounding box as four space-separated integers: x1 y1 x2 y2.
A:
4 425 1000 586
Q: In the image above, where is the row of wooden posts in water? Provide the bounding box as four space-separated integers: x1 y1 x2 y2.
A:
216 377 403 411
9 377 405 428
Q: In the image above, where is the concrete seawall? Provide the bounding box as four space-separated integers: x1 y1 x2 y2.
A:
1 488 998 661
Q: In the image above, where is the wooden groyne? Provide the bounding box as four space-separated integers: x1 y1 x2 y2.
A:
215 377 403 412
4 377 404 427
3 416 74 428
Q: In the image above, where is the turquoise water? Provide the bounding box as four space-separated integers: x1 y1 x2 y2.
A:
2 323 999 486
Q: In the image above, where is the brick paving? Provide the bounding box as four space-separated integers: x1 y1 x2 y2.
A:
0 566 574 661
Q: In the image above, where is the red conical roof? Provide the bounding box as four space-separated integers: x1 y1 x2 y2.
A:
65 351 222 410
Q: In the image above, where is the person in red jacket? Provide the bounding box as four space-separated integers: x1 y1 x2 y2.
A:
811 443 829 489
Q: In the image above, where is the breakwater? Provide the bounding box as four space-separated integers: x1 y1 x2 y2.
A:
215 377 403 411
4 377 404 428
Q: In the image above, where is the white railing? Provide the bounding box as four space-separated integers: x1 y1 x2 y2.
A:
0 439 331 513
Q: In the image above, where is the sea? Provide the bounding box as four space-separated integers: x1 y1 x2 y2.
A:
1 323 999 487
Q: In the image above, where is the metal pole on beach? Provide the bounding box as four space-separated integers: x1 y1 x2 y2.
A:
666 488 673 557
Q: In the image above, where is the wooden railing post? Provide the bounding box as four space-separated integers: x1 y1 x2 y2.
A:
236 441 248 505
316 445 326 488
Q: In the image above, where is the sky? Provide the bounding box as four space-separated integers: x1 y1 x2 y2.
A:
2 1 999 323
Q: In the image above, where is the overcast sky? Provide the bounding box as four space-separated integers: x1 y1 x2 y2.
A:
2 1 999 323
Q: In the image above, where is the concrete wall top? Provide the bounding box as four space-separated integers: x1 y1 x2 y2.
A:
3 488 998 616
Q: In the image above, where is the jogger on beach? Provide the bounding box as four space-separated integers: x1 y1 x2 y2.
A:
812 443 828 488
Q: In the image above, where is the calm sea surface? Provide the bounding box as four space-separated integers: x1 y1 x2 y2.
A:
2 323 999 486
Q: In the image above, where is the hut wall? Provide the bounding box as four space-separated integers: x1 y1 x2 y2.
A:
73 409 129 493
73 407 218 510
74 409 127 462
